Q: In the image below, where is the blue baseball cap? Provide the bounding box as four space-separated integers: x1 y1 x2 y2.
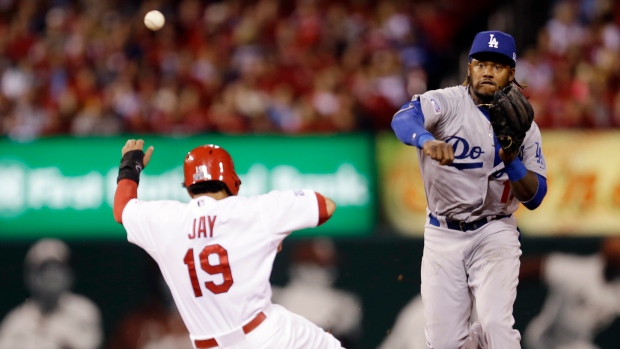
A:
469 30 517 67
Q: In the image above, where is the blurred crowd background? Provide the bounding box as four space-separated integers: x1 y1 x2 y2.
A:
2 0 620 141
2 0 620 348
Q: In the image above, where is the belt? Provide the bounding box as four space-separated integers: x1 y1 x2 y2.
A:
429 214 510 232
194 312 267 349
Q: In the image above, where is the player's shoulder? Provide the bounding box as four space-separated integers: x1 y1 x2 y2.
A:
548 252 602 267
0 302 30 322
122 200 188 229
128 199 187 211
529 120 542 133
0 299 46 328
524 120 543 141
236 190 315 213
250 189 313 201
62 292 101 311
331 287 362 307
544 252 603 284
419 86 467 114
422 85 467 99
213 193 265 211
60 292 102 318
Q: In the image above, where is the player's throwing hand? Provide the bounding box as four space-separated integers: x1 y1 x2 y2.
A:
422 140 454 166
121 139 155 168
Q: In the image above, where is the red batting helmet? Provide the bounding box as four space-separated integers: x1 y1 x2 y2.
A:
183 145 241 195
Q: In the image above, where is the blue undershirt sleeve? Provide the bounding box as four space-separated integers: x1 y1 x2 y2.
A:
391 100 435 149
522 173 547 210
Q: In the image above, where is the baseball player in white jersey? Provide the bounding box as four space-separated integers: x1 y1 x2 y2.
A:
0 239 102 349
520 237 620 349
112 139 344 349
391 30 548 348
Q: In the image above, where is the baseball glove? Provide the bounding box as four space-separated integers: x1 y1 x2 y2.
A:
488 85 534 153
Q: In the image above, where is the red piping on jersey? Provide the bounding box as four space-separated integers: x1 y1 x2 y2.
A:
113 179 138 223
315 192 328 226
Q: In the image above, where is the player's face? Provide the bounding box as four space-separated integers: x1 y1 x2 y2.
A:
468 58 515 102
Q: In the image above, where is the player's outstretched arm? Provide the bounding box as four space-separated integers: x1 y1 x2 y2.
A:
391 101 454 166
391 100 435 148
113 139 154 224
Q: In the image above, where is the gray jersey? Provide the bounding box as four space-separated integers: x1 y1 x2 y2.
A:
415 85 546 222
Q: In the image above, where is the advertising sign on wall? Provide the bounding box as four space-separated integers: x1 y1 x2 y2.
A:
377 131 620 236
0 135 376 239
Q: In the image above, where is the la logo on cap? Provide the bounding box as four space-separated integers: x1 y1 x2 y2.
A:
469 30 517 66
488 34 499 48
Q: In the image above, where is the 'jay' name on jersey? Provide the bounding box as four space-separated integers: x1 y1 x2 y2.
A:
189 216 217 239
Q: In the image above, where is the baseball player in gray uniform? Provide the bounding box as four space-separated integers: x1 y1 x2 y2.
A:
391 30 548 349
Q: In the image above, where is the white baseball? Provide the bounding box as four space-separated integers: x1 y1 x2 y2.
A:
144 10 165 31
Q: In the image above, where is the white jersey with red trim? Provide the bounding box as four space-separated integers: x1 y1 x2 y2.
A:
121 189 320 340
415 85 546 222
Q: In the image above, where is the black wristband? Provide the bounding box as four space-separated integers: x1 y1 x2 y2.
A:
117 150 145 184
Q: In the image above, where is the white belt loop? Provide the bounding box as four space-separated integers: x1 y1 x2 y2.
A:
429 213 449 229
213 328 246 347
439 215 448 229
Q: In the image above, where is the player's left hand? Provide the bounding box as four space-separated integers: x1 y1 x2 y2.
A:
121 139 155 168
499 148 517 164
488 85 534 153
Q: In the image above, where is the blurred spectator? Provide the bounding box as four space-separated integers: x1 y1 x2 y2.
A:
520 237 620 349
517 0 620 129
106 258 192 349
5 0 620 135
272 238 362 348
0 0 498 139
377 294 481 349
545 1 587 57
376 294 427 349
0 239 102 349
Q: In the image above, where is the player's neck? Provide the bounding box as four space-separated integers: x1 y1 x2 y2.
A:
192 191 230 201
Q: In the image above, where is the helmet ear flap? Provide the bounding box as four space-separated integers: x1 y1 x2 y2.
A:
232 175 241 195
224 173 241 196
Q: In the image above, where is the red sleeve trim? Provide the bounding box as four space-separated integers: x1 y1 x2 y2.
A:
114 179 138 224
315 192 328 226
